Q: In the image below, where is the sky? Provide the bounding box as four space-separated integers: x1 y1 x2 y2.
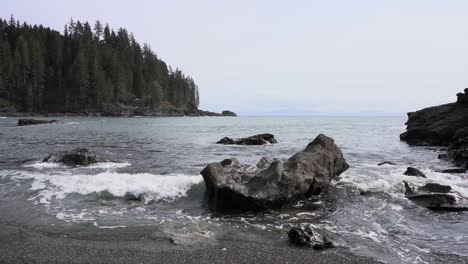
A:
3 0 468 116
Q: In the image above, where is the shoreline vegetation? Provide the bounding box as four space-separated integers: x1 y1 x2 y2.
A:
0 16 235 118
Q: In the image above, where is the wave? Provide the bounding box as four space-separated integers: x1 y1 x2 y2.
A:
339 164 468 198
2 169 203 204
23 161 130 170
23 162 63 169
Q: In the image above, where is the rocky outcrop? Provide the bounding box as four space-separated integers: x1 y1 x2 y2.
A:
18 119 57 126
403 167 426 178
288 226 334 250
400 89 468 169
201 134 349 210
43 148 97 166
216 133 277 145
403 181 468 212
221 110 237 117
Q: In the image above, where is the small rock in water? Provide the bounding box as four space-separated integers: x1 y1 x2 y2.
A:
216 133 277 145
436 168 466 174
221 110 237 117
43 148 98 166
378 161 397 166
404 167 426 178
402 181 468 212
288 226 334 250
419 183 452 193
18 118 57 126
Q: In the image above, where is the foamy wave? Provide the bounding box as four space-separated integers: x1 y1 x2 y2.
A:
5 170 202 203
23 162 62 169
86 162 131 169
340 164 468 198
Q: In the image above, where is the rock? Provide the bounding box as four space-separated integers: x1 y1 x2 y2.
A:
18 119 57 126
444 137 468 169
43 148 97 166
400 89 468 168
221 110 237 117
216 133 277 145
403 167 426 178
378 161 397 166
419 183 452 193
436 168 466 174
217 137 236 144
402 181 468 211
288 226 334 250
201 134 349 210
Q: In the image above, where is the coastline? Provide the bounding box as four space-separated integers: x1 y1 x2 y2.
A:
0 222 380 264
0 110 236 118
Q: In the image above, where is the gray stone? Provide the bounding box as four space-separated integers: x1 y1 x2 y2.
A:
201 134 349 210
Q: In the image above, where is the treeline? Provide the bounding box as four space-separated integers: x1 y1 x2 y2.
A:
0 16 200 113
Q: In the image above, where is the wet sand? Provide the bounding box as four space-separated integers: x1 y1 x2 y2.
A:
0 223 380 264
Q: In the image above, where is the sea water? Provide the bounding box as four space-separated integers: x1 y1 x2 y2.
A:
0 116 467 263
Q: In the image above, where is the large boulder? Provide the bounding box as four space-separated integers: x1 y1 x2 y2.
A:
201 134 349 210
400 89 468 168
18 119 57 126
43 148 97 166
216 133 277 145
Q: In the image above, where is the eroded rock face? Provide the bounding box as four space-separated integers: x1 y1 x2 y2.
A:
18 119 57 126
43 148 97 166
288 226 334 250
216 133 278 145
201 134 349 210
400 89 468 168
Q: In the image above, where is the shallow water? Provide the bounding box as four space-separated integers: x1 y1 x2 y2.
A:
0 116 467 263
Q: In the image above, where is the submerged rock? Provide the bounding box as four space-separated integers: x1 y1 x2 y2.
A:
403 167 426 178
378 161 397 166
201 134 349 210
288 226 334 250
436 168 466 174
419 183 452 193
216 133 278 145
18 118 57 126
43 148 97 166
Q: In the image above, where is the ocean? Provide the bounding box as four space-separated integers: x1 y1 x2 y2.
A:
0 116 467 264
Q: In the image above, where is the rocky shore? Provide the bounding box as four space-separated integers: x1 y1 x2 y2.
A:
400 89 468 169
2 108 237 118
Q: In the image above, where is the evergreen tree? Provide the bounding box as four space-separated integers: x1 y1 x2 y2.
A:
0 16 201 114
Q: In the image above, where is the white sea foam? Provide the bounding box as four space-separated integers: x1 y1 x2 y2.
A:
23 162 62 169
86 162 131 169
339 164 468 198
93 222 126 229
56 211 96 222
3 170 202 204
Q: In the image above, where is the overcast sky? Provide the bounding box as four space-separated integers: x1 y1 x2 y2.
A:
3 0 468 116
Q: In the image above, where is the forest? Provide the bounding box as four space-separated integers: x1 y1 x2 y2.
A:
0 16 200 115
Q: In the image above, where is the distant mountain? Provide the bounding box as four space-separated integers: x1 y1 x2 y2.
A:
0 16 224 116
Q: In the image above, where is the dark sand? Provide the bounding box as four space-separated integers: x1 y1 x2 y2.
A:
0 223 380 264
